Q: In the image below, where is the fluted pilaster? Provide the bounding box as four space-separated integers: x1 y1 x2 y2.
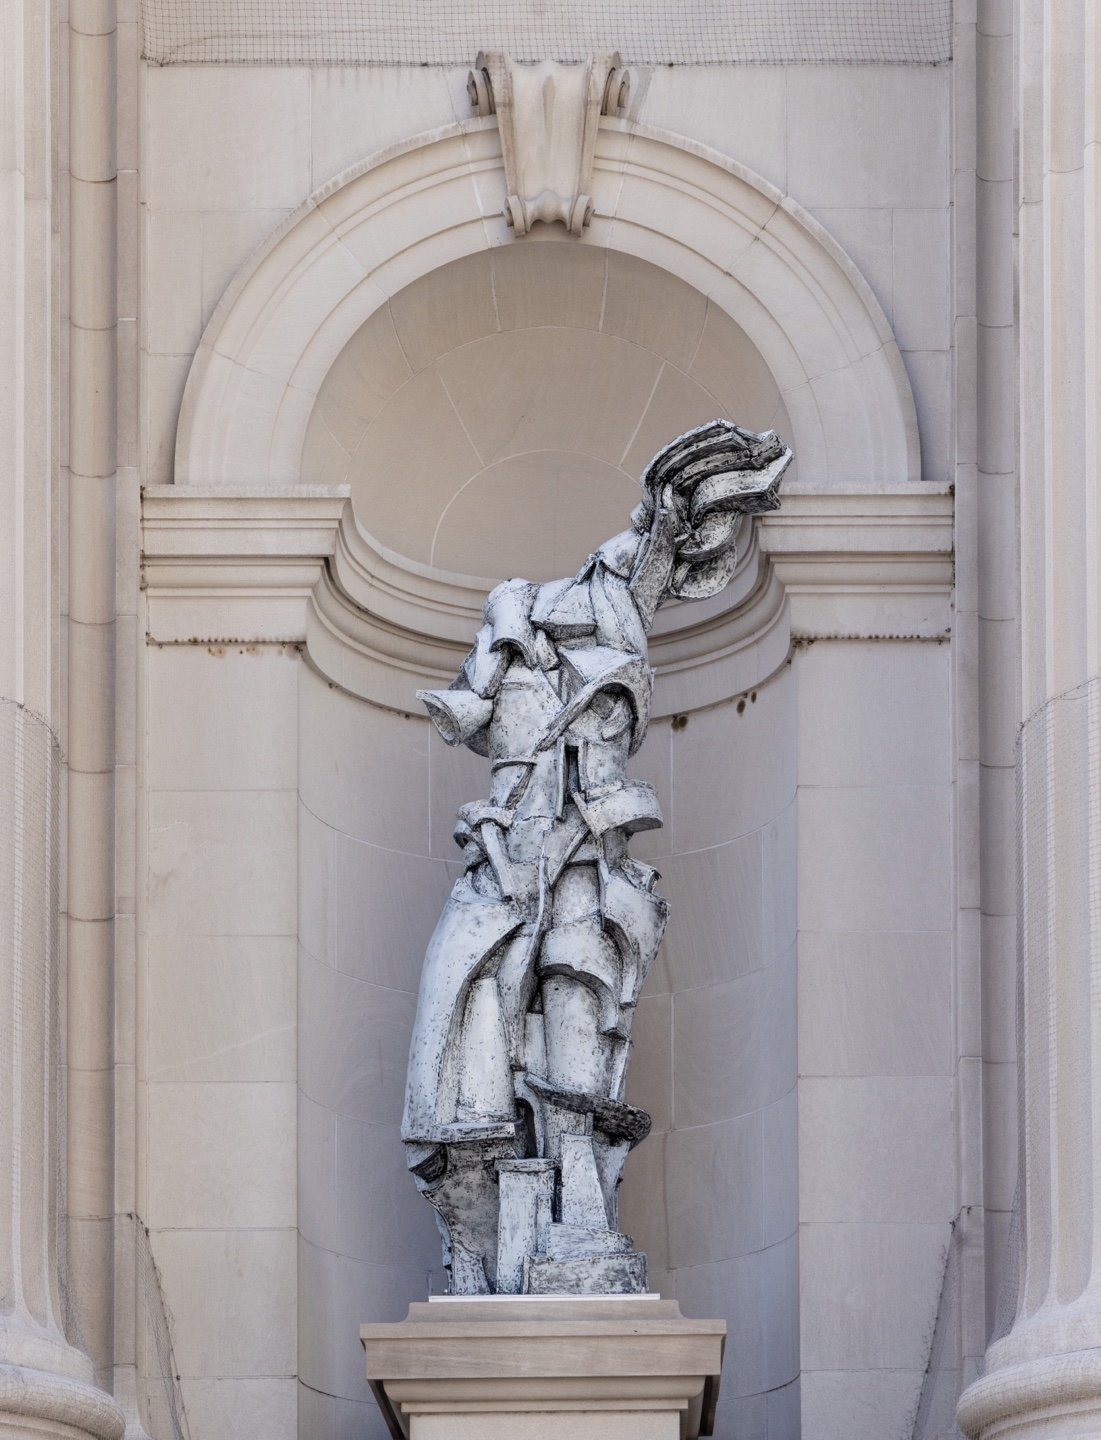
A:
0 0 124 1434
957 0 1101 1433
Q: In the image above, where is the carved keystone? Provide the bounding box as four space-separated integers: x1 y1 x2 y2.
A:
468 50 631 235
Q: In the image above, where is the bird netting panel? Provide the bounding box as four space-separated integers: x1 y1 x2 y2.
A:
141 0 953 66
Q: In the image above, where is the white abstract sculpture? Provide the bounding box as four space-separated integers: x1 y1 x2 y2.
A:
403 420 792 1295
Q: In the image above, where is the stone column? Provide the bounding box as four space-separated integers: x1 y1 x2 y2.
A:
65 0 119 1392
957 0 1101 1434
0 1 123 1437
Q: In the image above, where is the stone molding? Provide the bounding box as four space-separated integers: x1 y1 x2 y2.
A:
172 119 920 495
467 51 631 234
956 1346 1101 1440
361 1297 724 1440
141 485 349 644
141 484 953 712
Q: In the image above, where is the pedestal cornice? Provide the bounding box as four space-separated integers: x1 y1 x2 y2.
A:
361 1296 725 1440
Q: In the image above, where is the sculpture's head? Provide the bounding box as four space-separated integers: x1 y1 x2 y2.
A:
631 418 793 601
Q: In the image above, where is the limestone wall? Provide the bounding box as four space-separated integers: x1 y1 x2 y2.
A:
125 30 989 1440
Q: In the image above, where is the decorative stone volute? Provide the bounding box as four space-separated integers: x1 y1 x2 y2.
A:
467 51 630 234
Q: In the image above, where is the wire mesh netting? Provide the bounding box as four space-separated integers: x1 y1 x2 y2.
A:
141 0 953 66
128 1213 192 1440
909 1211 966 1440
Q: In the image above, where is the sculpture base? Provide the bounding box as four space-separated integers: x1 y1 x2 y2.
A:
361 1295 725 1440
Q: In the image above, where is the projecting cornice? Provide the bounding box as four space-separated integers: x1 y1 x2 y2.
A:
141 484 953 714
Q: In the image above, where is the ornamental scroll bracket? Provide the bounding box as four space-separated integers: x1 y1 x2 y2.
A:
468 50 631 235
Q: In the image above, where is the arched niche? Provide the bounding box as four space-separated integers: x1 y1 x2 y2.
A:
171 117 920 1440
301 244 794 580
175 118 919 494
293 242 799 1440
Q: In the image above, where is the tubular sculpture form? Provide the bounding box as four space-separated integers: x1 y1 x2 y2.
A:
403 419 792 1295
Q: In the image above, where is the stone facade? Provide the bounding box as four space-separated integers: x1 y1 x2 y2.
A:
1 2 1091 1438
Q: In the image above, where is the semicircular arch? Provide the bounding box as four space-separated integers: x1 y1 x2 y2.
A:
174 117 920 493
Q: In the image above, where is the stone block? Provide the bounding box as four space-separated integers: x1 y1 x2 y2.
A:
297 1383 379 1440
298 949 417 1126
309 68 462 189
298 669 430 852
892 207 952 352
669 673 796 850
152 1228 296 1378
981 1059 1019 1213
800 1368 924 1440
334 833 453 990
145 934 296 1083
600 253 709 370
304 306 412 466
676 958 796 1128
145 1081 296 1229
141 352 191 484
761 1089 799 1249
625 992 673 1133
798 1074 956 1223
146 643 299 792
798 930 953 1078
145 789 297 937
618 1133 670 1274
434 328 662 471
796 639 951 788
617 364 752 489
362 1297 724 1440
143 209 204 358
492 242 606 335
658 835 766 991
200 208 294 325
298 1092 337 1249
334 1115 442 1268
797 784 953 933
298 800 336 965
428 448 638 582
799 1221 949 1371
665 1112 764 1268
300 1239 443 1402
786 66 950 209
179 1376 297 1440
904 346 953 484
638 67 788 190
388 251 498 374
142 68 311 211
810 207 894 324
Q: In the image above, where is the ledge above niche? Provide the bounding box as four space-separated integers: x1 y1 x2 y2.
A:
141 484 953 717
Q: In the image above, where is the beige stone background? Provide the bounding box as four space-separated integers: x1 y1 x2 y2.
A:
5 4 1040 1439
135 55 970 1440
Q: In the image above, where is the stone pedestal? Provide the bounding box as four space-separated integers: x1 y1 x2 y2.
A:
361 1296 725 1440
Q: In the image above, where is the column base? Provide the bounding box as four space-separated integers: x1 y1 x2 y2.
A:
0 1363 124 1440
361 1295 725 1440
958 1348 1101 1439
